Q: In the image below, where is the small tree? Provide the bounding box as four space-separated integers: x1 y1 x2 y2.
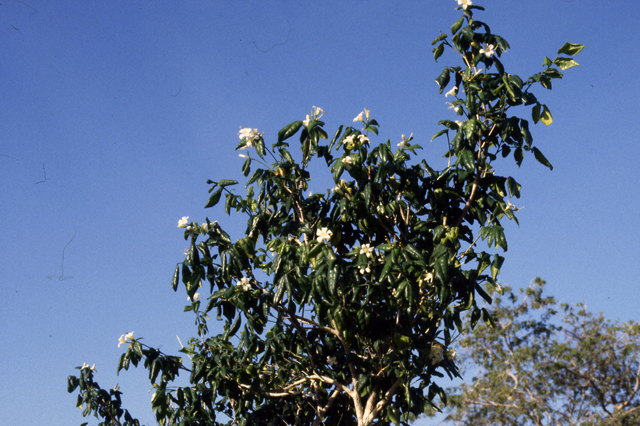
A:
442 278 640 426
68 2 582 425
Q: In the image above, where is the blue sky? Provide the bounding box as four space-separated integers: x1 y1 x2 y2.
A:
1 0 638 425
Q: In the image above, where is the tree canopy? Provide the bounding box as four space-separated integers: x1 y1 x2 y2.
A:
442 278 640 426
67 2 583 425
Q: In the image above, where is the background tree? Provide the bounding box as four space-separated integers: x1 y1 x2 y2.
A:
68 2 582 425
442 278 640 426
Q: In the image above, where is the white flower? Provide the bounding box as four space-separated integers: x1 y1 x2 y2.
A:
419 271 434 287
343 134 356 146
237 277 252 291
312 106 325 118
118 331 134 348
505 200 523 211
316 227 333 243
358 265 371 275
353 108 369 123
238 127 263 149
81 363 96 371
358 134 370 145
178 216 189 228
457 0 472 10
238 154 247 158
360 244 374 258
327 356 338 366
428 343 445 365
114 384 120 392
479 44 496 58
303 115 311 127
455 120 463 128
397 133 413 148
188 293 200 302
342 156 354 169
447 348 457 361
447 102 462 114
445 86 458 98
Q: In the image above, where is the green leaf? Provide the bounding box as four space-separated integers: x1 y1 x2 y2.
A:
328 267 339 298
431 33 448 45
67 376 79 393
435 67 451 94
557 42 584 56
451 16 464 35
433 43 445 62
506 177 521 198
217 179 238 188
481 307 495 328
532 147 553 170
431 128 448 142
242 157 251 176
171 265 179 291
493 57 504 75
205 188 223 208
133 341 144 358
235 236 256 259
544 67 564 79
329 125 343 151
459 149 475 171
387 406 401 426
554 57 580 70
539 105 553 126
490 254 504 280
532 104 541 124
277 121 303 143
520 119 533 147
543 56 553 66
463 119 477 140
225 315 241 339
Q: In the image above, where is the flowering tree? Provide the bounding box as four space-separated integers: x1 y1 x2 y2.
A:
68 2 582 425
440 278 640 426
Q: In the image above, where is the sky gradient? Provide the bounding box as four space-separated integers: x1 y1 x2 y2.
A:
1 0 639 425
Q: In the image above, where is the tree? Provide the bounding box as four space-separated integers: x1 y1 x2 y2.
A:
442 278 640 426
67 2 582 425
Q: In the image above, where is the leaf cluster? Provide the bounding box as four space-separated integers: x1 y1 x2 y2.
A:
68 3 583 426
443 278 640 426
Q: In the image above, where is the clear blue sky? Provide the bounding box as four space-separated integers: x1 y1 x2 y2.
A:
1 0 638 425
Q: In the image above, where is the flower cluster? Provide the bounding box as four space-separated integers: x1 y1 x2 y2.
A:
343 133 370 150
419 271 435 287
342 155 354 170
238 127 263 149
118 331 135 348
303 106 325 127
178 217 216 235
447 102 462 114
397 133 414 148
353 108 370 123
428 343 445 365
81 363 97 371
